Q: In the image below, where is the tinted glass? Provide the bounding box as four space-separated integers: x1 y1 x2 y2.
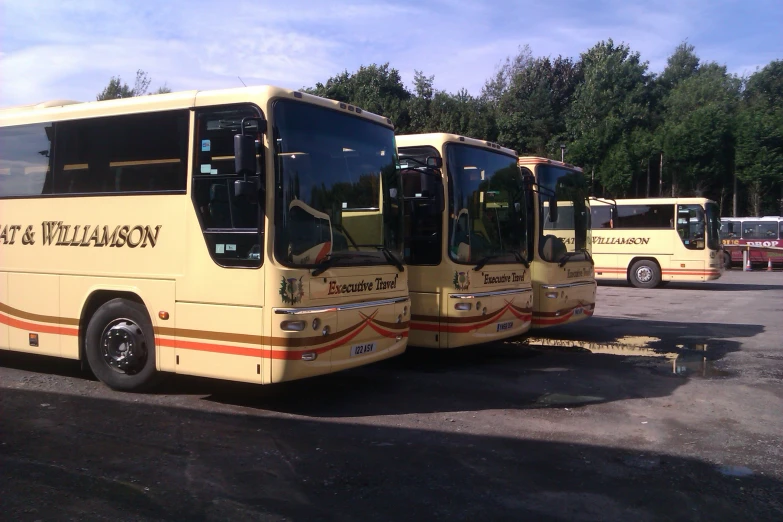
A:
741 221 780 239
720 220 741 239
54 111 188 194
399 146 442 265
705 202 720 250
446 144 527 265
192 106 263 267
538 165 590 262
273 100 402 268
0 123 54 197
676 204 705 250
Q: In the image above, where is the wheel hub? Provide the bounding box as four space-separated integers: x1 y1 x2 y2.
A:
100 319 147 374
636 266 653 283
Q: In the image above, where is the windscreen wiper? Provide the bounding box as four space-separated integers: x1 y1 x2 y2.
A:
311 254 339 277
473 251 529 271
311 251 388 277
510 250 530 268
352 244 404 272
558 249 594 267
473 254 503 271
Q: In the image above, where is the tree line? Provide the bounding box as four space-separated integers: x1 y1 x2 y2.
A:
99 41 783 216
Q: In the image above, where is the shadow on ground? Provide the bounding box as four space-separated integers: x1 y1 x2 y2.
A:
0 316 764 418
1 387 781 521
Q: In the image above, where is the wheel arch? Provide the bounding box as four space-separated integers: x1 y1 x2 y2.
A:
79 290 146 362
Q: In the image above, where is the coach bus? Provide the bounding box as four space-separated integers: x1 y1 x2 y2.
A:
519 157 596 327
589 198 722 287
395 134 532 348
720 216 783 269
0 86 410 392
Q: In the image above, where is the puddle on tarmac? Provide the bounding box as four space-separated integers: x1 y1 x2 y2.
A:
513 336 731 379
718 465 754 477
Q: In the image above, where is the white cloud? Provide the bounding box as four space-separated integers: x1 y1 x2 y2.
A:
1 0 780 107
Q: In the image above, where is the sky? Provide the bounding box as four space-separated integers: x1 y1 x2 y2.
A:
1 0 781 107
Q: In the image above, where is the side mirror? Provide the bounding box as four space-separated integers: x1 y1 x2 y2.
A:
548 196 558 223
610 205 618 222
234 178 259 203
234 134 257 175
332 205 343 228
234 179 258 204
426 156 443 168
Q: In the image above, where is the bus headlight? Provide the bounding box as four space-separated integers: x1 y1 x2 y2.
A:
475 301 482 310
454 303 471 311
312 318 321 331
322 325 331 336
281 320 306 331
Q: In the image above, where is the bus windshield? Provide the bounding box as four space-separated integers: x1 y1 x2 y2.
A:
537 165 590 261
446 144 528 265
273 100 403 267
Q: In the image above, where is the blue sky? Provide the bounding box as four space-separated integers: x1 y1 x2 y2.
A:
1 0 781 107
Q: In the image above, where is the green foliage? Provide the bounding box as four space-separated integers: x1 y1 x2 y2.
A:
107 45 782 216
487 47 582 156
735 60 783 215
305 63 413 132
96 70 170 101
659 62 740 197
565 39 651 195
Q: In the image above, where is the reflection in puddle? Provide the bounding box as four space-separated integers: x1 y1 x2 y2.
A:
718 465 754 477
516 336 730 379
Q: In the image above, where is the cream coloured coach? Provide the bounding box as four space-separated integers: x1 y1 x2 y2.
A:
0 86 410 391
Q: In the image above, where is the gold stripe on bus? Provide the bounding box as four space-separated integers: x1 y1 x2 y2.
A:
0 301 80 326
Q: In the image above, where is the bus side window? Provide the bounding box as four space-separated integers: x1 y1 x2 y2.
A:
0 123 54 198
192 105 264 268
401 168 442 265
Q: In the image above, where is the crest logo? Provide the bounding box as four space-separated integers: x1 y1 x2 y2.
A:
453 270 470 291
279 276 305 305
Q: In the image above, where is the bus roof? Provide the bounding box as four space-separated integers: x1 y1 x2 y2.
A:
590 197 716 206
0 85 394 128
396 133 517 158
720 216 783 221
518 156 583 173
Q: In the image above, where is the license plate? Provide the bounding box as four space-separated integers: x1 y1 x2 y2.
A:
573 307 583 316
496 321 513 332
350 342 376 357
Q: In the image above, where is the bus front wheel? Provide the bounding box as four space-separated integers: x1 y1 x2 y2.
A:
629 260 661 289
84 298 159 392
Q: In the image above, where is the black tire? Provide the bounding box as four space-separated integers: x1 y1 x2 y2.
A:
629 260 661 289
84 298 159 392
723 251 732 270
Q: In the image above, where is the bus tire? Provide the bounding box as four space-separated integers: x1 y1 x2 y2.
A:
723 251 732 270
629 260 661 289
84 298 159 392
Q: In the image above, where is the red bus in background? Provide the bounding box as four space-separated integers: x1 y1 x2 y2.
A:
720 217 783 269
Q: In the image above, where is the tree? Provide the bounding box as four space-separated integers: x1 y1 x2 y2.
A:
487 50 582 156
96 70 170 100
659 62 740 201
305 63 413 132
565 39 652 195
736 60 783 216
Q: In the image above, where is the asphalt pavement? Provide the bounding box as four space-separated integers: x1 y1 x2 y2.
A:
1 270 782 521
